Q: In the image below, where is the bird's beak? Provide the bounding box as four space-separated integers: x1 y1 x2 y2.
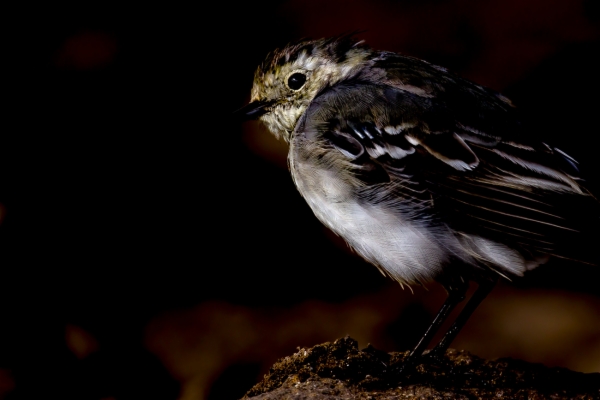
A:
233 100 275 121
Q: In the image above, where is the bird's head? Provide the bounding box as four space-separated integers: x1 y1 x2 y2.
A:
236 36 373 142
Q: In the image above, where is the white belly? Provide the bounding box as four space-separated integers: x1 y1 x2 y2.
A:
289 156 448 285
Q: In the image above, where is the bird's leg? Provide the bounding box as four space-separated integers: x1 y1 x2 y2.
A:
427 277 497 360
392 279 469 374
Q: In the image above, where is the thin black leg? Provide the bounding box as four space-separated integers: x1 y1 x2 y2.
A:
427 277 497 359
393 279 469 374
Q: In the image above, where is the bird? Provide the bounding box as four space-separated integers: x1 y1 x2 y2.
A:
235 35 599 371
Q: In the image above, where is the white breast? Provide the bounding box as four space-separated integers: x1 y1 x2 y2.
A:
287 132 541 284
289 147 449 285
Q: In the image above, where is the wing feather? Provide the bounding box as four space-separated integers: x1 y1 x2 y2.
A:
297 74 598 266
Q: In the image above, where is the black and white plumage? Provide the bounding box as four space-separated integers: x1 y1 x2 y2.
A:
236 35 599 367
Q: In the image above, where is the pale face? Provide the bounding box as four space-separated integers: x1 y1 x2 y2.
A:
250 42 371 142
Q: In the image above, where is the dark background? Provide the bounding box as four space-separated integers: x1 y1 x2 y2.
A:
2 1 600 399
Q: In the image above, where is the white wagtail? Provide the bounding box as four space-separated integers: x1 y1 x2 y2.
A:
235 35 599 371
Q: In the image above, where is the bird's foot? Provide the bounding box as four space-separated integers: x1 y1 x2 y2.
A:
385 349 451 386
384 351 420 385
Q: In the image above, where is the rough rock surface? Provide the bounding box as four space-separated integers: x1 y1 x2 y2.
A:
243 336 600 399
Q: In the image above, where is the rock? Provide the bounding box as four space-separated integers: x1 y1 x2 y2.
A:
243 336 600 399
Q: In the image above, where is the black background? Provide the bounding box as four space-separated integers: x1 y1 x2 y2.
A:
2 1 600 399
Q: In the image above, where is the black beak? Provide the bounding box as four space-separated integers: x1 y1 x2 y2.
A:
233 100 275 121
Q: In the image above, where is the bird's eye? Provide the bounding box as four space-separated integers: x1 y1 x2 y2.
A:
287 73 307 90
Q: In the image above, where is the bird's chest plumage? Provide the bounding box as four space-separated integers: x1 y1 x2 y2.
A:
288 136 448 285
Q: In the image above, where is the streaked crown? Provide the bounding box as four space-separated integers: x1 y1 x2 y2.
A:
251 36 373 141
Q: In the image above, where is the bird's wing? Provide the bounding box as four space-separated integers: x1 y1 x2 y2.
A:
296 80 598 264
